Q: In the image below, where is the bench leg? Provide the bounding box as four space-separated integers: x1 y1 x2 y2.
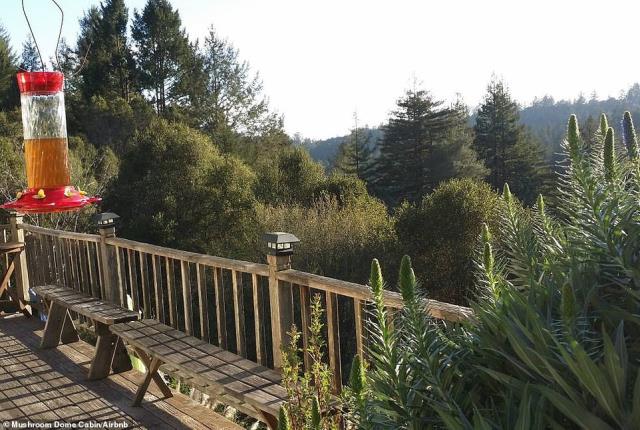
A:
60 313 79 344
40 302 69 349
111 337 133 374
134 347 172 399
133 356 162 407
258 411 279 430
88 322 118 380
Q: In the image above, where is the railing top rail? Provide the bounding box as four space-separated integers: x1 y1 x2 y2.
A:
18 223 101 243
278 269 474 322
0 224 9 229
15 222 473 322
105 236 270 276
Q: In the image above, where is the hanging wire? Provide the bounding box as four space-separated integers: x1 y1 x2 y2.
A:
20 0 91 76
51 0 64 70
21 0 46 71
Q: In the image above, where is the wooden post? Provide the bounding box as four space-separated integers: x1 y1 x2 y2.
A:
97 224 118 304
267 253 293 370
8 214 30 305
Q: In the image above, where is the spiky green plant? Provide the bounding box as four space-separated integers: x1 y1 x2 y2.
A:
280 294 340 430
278 406 292 430
622 111 638 160
604 127 616 182
361 113 640 429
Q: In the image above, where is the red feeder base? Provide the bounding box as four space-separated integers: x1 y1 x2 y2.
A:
0 186 101 214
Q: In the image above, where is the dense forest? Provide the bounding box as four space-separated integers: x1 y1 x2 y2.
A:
1 0 634 305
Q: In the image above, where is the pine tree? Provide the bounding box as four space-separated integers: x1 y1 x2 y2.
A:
474 77 551 205
373 88 485 205
333 121 377 182
132 0 189 114
19 35 42 72
0 25 18 109
78 0 136 100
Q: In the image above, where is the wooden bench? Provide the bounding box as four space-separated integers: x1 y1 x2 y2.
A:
111 319 287 429
33 285 140 380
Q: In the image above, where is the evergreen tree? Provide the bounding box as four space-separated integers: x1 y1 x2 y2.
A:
373 87 485 205
333 121 377 183
19 35 42 72
131 0 189 114
0 24 18 110
193 27 284 154
474 77 551 205
77 0 136 100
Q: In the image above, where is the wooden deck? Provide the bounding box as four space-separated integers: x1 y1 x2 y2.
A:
0 315 244 429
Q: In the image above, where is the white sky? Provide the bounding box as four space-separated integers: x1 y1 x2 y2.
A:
3 0 640 139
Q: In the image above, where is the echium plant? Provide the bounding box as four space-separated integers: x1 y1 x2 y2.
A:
361 113 640 429
279 294 340 430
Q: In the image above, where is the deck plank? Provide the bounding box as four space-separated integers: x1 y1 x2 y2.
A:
0 315 243 429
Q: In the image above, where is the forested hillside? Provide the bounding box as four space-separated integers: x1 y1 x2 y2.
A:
0 0 615 305
310 83 640 170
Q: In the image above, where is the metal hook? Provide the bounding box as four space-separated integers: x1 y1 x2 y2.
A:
21 0 64 71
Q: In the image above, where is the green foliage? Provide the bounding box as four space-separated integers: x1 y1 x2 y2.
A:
333 125 377 183
254 147 326 206
77 0 136 100
395 178 503 305
0 24 18 110
474 77 552 205
19 35 42 72
373 87 486 205
603 127 616 182
361 113 640 429
105 118 259 259
280 294 340 430
622 111 638 160
132 0 189 113
278 407 292 430
257 194 396 283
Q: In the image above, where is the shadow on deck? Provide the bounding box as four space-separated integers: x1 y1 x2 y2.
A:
0 315 243 429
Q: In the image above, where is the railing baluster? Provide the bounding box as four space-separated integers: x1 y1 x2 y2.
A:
232 270 245 356
85 240 96 296
127 249 139 311
139 252 151 318
180 260 193 335
166 257 177 328
196 264 209 342
114 246 126 307
251 273 263 365
354 298 364 360
78 240 90 296
151 255 164 322
213 267 226 349
326 291 342 392
299 284 312 371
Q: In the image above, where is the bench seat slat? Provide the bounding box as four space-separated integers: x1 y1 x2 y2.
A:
33 285 139 324
112 319 286 417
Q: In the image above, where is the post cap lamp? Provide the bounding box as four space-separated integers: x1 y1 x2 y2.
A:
92 212 120 230
263 232 300 256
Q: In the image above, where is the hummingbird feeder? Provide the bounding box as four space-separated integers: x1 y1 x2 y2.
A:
0 72 100 213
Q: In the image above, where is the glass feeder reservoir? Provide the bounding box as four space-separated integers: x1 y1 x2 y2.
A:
1 72 100 213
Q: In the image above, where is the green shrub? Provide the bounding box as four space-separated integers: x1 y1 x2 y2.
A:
394 178 503 305
361 113 640 429
106 118 259 259
257 194 397 283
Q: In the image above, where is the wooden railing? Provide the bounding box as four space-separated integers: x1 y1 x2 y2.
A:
6 216 473 390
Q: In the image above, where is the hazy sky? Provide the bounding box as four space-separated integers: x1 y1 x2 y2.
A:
3 0 640 139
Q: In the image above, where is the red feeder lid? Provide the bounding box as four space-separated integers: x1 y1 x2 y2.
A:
0 186 101 214
17 71 64 94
